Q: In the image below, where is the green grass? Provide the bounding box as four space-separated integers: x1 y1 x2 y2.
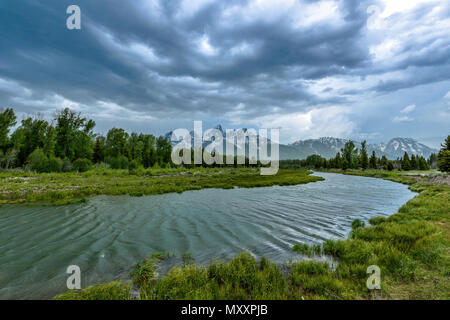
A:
48 169 449 300
0 167 322 205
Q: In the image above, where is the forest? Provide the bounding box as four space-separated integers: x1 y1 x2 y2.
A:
1 107 448 173
0 107 172 173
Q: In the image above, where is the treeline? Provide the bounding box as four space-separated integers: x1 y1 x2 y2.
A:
0 108 172 172
281 140 439 171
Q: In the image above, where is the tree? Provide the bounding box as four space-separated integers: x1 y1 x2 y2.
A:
156 136 172 165
410 154 418 170
369 151 377 169
106 128 129 158
387 162 394 171
0 108 16 150
54 108 95 161
437 135 450 173
380 155 388 170
360 141 369 170
11 116 55 166
342 158 349 171
0 148 17 169
334 152 342 169
341 141 358 169
141 134 156 168
93 136 105 163
402 152 411 171
428 153 438 169
418 156 429 171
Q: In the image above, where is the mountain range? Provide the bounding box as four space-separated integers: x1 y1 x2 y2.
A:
166 126 438 160
280 137 437 160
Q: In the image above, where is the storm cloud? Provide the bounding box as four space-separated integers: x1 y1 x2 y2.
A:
0 0 449 146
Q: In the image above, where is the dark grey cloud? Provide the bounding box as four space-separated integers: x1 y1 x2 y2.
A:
0 0 449 145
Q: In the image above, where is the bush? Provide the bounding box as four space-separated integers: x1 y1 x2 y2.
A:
46 156 62 173
128 160 140 174
62 158 73 172
73 158 93 172
108 156 129 169
351 219 365 230
369 216 387 226
27 149 48 173
119 156 129 169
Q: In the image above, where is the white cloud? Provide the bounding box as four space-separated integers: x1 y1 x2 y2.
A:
400 104 416 114
392 115 414 123
444 91 450 99
243 106 356 142
197 35 218 56
392 104 416 122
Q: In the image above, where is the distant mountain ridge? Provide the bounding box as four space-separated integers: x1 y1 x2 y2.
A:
166 126 438 160
282 137 438 160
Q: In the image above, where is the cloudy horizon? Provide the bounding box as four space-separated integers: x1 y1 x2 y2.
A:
0 0 449 148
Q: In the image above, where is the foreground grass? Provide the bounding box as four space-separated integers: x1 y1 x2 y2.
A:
55 170 449 300
0 167 322 205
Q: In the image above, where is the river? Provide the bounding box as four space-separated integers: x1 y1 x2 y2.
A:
0 172 416 299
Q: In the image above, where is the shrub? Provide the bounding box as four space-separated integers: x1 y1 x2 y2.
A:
73 158 93 172
26 149 48 173
351 219 365 230
369 216 387 226
61 158 73 172
108 156 129 169
128 160 140 174
119 156 129 169
46 156 62 173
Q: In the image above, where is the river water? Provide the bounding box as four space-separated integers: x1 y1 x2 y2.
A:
0 172 416 299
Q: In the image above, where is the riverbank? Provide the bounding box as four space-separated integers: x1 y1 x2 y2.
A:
55 169 449 300
0 168 322 206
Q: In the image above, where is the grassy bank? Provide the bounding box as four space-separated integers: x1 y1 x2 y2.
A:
0 167 322 205
55 169 449 300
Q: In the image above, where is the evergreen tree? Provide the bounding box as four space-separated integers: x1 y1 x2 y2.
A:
360 140 369 170
380 155 388 170
437 135 450 173
410 154 417 170
334 152 342 169
93 136 105 163
341 141 357 169
418 156 429 171
428 153 438 169
342 158 349 171
402 152 411 171
369 151 377 169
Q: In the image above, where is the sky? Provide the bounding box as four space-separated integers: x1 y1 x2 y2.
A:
0 0 449 148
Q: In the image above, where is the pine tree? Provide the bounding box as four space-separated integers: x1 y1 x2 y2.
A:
360 141 369 170
402 152 411 171
369 151 377 169
93 136 105 163
437 135 450 173
410 154 417 170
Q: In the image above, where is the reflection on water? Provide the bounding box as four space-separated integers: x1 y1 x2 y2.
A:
0 172 416 299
